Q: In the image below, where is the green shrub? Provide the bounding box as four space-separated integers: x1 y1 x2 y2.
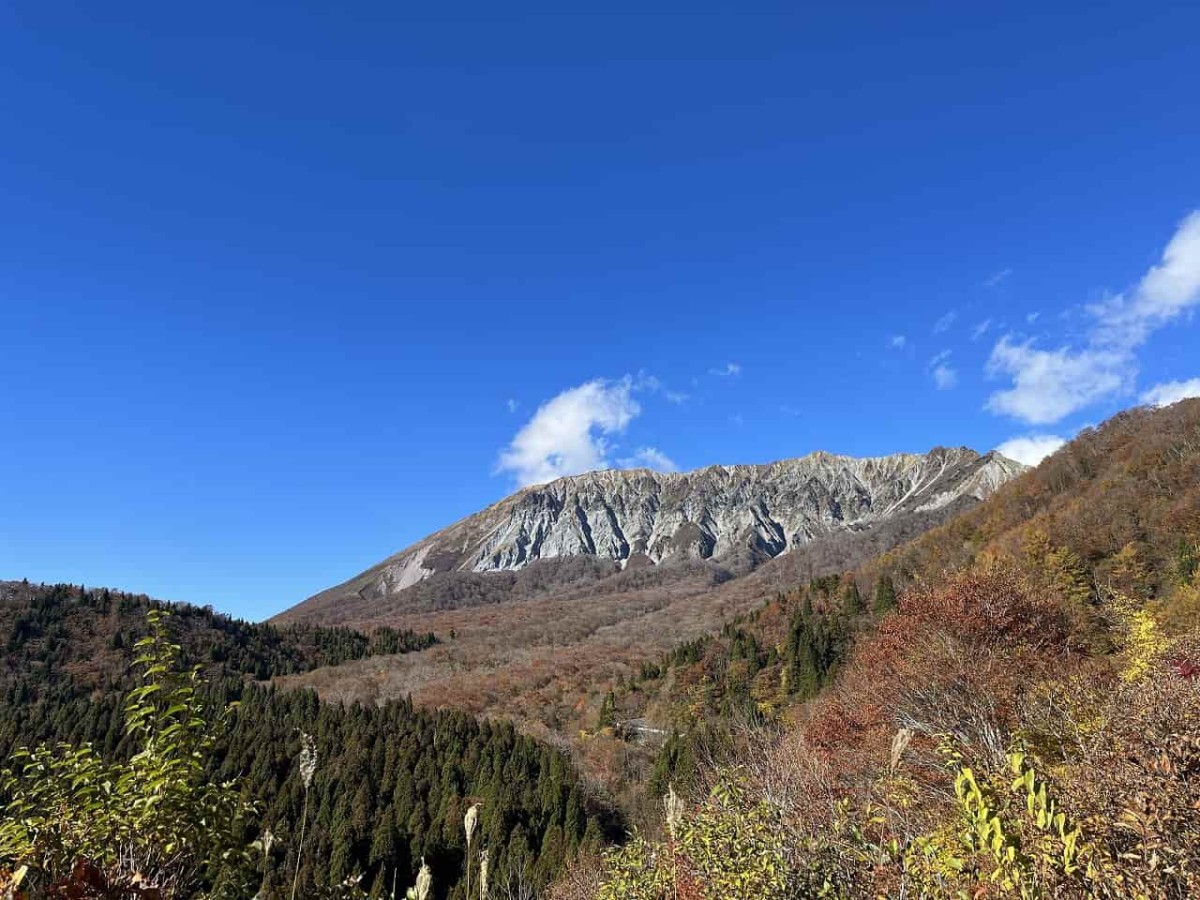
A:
0 610 257 897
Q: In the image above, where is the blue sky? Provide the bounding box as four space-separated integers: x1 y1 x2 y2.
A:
2 1 1199 619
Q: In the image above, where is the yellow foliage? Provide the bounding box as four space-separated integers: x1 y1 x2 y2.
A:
1108 592 1169 682
873 771 920 811
1107 542 1151 597
901 748 1097 899
1021 529 1092 608
1158 573 1200 635
595 779 789 900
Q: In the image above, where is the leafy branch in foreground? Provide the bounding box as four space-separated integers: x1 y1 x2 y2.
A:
0 609 258 898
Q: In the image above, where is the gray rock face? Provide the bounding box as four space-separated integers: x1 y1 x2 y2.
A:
318 447 1025 603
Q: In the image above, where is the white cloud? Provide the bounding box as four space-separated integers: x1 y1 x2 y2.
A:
505 398 519 413
933 364 958 390
1132 212 1200 320
664 390 690 405
933 311 958 334
986 211 1200 425
984 268 1013 288
710 362 742 377
985 339 1130 424
1140 377 1200 407
890 334 907 348
1089 211 1200 347
618 446 679 472
971 319 992 341
497 378 640 486
995 434 1066 466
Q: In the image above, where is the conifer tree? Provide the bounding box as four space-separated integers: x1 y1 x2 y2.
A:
841 577 863 615
873 573 897 614
598 691 617 729
1178 538 1198 586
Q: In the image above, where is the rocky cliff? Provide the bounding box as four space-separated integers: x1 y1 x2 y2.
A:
285 447 1025 619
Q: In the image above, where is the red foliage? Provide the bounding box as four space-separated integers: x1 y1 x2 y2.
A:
806 697 889 754
896 564 1071 652
13 859 167 900
805 563 1078 782
1171 657 1200 680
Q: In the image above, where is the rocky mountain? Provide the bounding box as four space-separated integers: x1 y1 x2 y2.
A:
283 447 1024 622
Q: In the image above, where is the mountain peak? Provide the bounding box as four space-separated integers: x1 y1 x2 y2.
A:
283 447 1027 622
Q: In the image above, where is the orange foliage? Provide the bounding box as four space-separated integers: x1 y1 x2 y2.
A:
807 563 1077 783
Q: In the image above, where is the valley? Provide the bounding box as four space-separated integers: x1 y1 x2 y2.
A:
4 400 1200 898
270 448 1023 752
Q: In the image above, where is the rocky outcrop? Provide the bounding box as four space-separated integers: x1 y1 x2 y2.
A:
289 447 1025 617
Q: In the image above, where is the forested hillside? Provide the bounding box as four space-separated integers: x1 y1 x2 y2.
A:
611 400 1200 760
2 674 612 897
556 400 1200 898
0 586 615 898
858 399 1200 607
0 580 435 689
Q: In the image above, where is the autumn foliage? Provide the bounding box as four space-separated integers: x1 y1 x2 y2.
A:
567 400 1200 899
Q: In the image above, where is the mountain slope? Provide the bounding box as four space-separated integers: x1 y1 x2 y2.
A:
284 447 1024 623
571 399 1200 898
271 446 1025 763
624 398 1200 780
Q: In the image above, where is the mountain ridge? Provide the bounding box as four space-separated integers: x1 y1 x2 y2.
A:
282 445 1024 623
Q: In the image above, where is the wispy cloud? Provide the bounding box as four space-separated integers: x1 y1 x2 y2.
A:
505 398 519 413
890 334 907 349
636 372 689 404
971 319 993 341
933 364 958 390
1140 377 1200 407
618 446 679 472
709 362 742 378
984 268 1013 288
987 211 1200 425
995 434 1066 466
634 372 664 392
927 349 958 390
933 311 958 334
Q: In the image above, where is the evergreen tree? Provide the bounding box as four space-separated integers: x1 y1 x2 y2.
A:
1178 539 1198 586
597 691 617 729
840 577 863 615
873 573 897 614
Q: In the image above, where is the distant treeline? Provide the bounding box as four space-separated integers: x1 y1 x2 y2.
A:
0 581 436 688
